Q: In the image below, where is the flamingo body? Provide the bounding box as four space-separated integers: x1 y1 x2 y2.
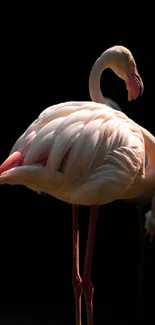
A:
0 101 145 205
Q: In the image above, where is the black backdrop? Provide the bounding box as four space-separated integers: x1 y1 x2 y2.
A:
0 4 154 324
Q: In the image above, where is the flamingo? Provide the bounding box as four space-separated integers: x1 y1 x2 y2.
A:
0 45 154 325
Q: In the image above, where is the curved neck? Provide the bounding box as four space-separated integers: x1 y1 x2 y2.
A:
89 51 110 104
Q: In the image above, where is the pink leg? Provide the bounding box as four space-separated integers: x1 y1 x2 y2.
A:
72 204 82 325
82 205 98 325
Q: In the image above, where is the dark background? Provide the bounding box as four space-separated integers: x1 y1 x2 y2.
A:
0 3 154 324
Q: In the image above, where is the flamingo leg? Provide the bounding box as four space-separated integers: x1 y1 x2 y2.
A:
82 205 98 325
72 204 82 325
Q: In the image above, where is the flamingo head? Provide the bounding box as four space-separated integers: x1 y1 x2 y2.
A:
108 46 144 101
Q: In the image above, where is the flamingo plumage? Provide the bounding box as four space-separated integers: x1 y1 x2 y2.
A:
0 45 154 325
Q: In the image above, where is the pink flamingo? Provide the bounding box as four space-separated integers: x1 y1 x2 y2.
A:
0 46 155 325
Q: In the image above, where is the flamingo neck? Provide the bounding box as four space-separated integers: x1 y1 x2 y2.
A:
89 50 113 104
